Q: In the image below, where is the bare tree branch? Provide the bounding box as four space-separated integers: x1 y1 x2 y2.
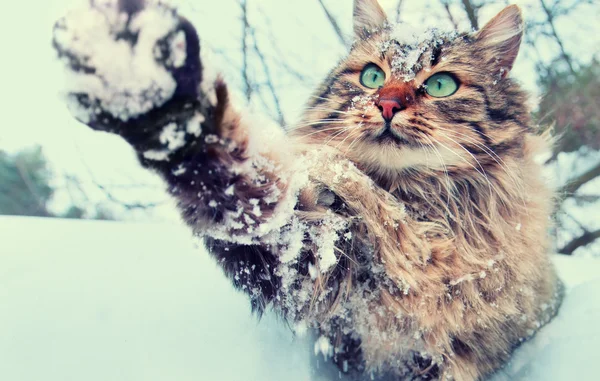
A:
250 28 287 127
564 212 587 233
559 228 600 255
240 0 253 102
65 174 165 212
256 5 309 82
539 0 576 76
440 0 459 30
560 160 600 196
523 27 550 74
572 194 600 204
93 181 167 210
461 0 479 30
395 0 404 23
68 140 167 214
316 0 348 46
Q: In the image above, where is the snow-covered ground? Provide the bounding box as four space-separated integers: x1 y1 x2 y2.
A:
1 216 599 381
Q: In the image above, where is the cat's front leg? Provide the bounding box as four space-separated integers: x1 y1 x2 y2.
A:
53 0 297 243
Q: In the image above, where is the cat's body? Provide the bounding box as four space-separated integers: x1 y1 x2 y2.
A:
53 1 562 380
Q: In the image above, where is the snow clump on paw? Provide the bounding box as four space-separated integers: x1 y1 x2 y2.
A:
53 1 184 122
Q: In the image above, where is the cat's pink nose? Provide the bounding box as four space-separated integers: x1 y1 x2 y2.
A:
377 98 403 121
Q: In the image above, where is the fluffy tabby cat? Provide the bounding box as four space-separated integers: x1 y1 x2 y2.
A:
53 0 563 379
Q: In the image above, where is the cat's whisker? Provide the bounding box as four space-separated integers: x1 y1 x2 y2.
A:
293 122 347 130
286 121 348 132
332 129 357 151
308 95 346 105
420 137 492 241
428 133 497 197
344 134 364 154
289 120 348 127
433 127 528 207
437 132 512 213
429 141 460 208
288 118 348 126
434 127 528 210
434 127 522 188
420 135 455 208
334 246 360 266
304 107 351 115
294 126 349 140
323 127 353 146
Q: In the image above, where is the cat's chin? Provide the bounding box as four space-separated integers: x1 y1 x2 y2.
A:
349 138 458 174
373 127 412 146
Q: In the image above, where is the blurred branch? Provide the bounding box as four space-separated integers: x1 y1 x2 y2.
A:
440 0 459 30
269 54 308 82
316 0 348 46
68 140 167 214
236 1 286 125
64 174 166 211
559 228 600 255
93 181 166 210
250 27 286 126
573 194 600 203
395 0 404 23
256 5 309 82
559 160 600 196
523 29 549 74
461 0 479 30
539 0 576 76
202 42 243 73
240 0 253 101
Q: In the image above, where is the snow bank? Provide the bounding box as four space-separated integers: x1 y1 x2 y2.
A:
0 217 598 381
0 217 317 381
490 255 600 381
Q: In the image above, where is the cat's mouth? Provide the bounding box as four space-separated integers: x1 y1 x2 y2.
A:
373 125 411 145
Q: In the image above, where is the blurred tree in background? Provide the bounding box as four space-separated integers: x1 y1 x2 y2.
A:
0 147 112 220
0 148 53 217
537 60 600 156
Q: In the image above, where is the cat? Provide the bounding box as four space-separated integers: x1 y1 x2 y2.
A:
52 0 563 380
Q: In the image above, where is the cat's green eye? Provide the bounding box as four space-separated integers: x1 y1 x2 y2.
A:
360 64 386 89
425 73 459 98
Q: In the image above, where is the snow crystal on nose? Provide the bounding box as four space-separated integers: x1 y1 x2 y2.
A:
380 24 458 82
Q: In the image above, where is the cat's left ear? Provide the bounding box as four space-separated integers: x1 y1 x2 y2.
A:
353 0 388 38
475 5 524 77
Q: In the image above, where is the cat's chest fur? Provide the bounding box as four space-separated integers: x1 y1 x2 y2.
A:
294 145 560 379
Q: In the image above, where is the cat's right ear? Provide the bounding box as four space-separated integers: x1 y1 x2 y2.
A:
353 0 387 38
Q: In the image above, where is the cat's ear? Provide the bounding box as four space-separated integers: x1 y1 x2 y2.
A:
475 5 524 77
353 0 388 38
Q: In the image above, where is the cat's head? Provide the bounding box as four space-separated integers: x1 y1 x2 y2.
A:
295 0 532 179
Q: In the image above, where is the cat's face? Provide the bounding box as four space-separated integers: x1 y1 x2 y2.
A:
295 0 531 178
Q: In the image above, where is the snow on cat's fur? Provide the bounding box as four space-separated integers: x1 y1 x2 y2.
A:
53 1 562 380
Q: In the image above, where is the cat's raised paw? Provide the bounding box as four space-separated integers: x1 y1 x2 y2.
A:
52 0 202 128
